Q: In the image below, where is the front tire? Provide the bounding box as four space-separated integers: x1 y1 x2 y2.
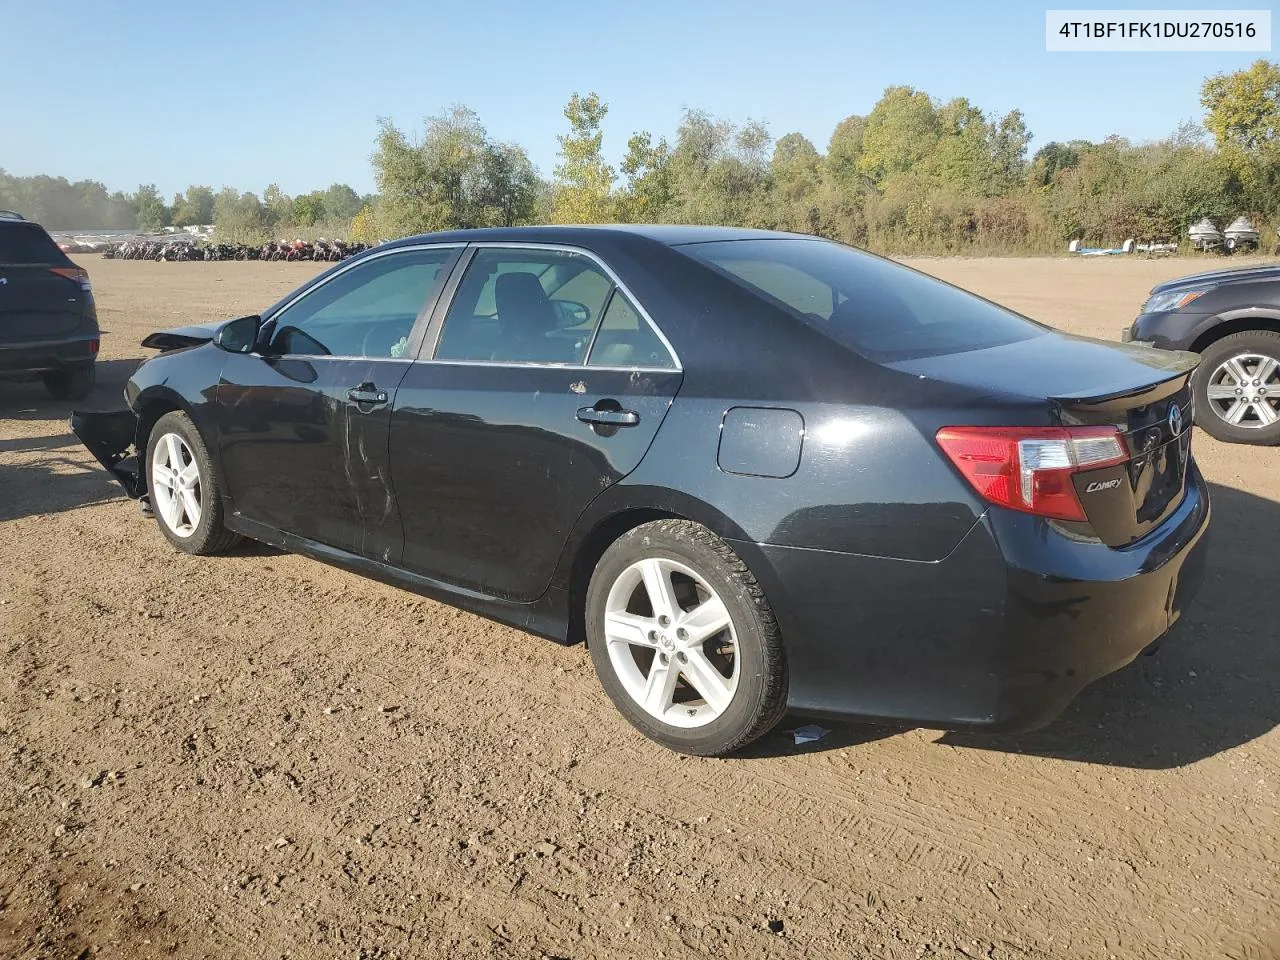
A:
1193 330 1280 445
42 364 95 401
586 520 788 756
145 411 242 554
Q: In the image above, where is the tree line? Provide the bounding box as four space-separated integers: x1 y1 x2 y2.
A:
5 59 1278 253
0 172 373 239
372 59 1280 253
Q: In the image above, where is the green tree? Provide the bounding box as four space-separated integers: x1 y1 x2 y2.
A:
262 183 292 231
133 184 171 231
1201 59 1280 150
857 86 941 182
291 192 327 227
771 132 823 232
551 92 615 223
989 110 1031 188
1028 141 1085 187
321 183 364 222
616 131 674 222
478 143 540 226
825 115 867 188
213 188 270 243
925 97 997 195
665 110 773 227
372 106 539 237
171 185 215 226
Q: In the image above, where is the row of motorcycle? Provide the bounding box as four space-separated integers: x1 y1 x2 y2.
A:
103 239 370 262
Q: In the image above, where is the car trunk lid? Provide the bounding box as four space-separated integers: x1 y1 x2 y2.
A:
891 332 1199 547
1059 374 1195 546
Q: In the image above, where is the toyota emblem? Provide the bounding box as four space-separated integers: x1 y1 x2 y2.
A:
1168 403 1183 437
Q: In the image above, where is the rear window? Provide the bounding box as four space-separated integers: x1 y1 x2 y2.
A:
0 223 68 264
679 238 1045 361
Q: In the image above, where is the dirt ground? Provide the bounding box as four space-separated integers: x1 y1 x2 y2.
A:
1 255 1277 960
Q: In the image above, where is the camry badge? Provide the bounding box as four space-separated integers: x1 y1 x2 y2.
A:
1168 403 1183 437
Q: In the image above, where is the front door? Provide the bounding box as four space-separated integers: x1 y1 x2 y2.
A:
215 245 461 559
390 245 683 601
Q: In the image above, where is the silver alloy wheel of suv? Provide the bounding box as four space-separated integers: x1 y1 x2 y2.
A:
1204 352 1279 429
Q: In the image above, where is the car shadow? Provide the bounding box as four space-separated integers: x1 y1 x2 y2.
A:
0 433 127 522
0 360 143 522
0 358 141 420
743 482 1277 770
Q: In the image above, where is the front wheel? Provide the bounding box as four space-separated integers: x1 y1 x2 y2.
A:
1193 330 1280 445
586 520 788 756
145 410 243 554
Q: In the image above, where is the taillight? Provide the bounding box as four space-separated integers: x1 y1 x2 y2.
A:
936 426 1128 521
49 266 91 292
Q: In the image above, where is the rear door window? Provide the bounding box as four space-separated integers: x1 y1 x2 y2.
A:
679 238 1046 360
0 224 68 264
434 248 613 365
587 291 678 369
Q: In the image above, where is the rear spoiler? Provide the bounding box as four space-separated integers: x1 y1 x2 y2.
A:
1050 349 1199 407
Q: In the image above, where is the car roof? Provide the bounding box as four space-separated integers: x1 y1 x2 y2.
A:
381 224 822 250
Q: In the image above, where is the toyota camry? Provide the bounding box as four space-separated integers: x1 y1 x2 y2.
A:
73 226 1210 755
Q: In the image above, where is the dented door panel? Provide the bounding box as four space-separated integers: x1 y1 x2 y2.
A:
215 354 410 562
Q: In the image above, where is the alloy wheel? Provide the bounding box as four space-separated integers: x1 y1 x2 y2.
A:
150 432 202 537
602 557 739 729
1204 353 1280 429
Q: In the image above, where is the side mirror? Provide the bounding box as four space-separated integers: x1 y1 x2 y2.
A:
214 315 262 354
553 299 591 328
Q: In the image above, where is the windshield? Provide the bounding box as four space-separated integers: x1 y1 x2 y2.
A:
679 238 1046 361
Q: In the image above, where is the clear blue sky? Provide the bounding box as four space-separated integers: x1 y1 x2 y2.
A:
0 0 1269 198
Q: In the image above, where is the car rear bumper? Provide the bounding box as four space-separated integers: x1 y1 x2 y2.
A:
737 462 1210 731
981 462 1209 729
0 336 98 375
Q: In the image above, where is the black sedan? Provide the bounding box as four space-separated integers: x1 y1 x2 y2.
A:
74 226 1210 755
1125 263 1280 445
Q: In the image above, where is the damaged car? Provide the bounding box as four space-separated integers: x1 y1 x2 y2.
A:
74 226 1210 756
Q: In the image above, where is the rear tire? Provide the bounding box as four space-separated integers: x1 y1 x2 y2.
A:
586 520 788 756
145 410 243 554
1193 330 1280 446
42 364 95 401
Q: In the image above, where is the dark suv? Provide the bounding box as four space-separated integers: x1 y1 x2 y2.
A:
0 211 100 399
1124 263 1280 445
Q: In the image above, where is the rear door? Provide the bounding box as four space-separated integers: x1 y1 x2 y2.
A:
390 244 683 601
0 223 87 342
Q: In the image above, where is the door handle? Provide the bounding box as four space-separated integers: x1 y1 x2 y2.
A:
576 405 640 427
347 384 388 405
